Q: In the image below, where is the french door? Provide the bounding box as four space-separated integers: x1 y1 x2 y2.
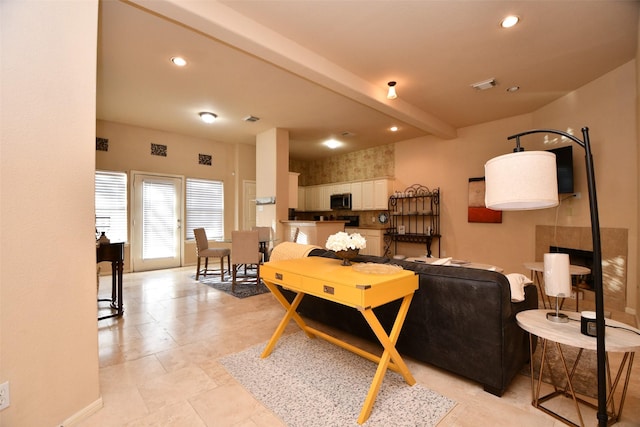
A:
132 173 183 271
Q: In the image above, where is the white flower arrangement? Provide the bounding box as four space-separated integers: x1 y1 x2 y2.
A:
325 231 367 252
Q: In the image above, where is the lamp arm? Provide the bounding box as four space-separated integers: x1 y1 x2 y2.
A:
506 126 607 427
507 128 586 149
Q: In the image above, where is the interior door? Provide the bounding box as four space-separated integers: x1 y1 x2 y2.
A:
132 173 183 271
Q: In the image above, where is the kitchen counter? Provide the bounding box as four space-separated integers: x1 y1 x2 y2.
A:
280 220 347 246
281 220 348 224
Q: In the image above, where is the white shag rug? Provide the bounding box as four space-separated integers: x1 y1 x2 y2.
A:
220 331 456 426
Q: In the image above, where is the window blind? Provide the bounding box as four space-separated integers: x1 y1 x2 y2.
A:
95 171 128 243
186 178 224 240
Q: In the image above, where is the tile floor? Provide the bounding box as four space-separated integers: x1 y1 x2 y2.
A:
79 266 640 426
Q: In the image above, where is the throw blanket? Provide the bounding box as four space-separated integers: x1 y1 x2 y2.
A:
506 273 533 302
269 242 320 261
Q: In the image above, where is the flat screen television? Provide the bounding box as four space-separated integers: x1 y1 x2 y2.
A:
547 145 574 194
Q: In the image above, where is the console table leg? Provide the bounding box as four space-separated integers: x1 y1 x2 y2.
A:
261 283 314 358
358 294 416 425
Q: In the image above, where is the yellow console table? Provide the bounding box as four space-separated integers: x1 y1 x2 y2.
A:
260 256 418 424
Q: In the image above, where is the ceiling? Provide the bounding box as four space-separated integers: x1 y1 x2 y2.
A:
97 0 638 161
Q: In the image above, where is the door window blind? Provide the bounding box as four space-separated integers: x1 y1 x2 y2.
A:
142 180 176 259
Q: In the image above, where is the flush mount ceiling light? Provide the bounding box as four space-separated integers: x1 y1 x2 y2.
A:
506 85 520 93
390 126 399 132
171 56 187 67
323 139 342 149
387 81 397 99
500 15 520 29
471 78 497 91
199 112 217 123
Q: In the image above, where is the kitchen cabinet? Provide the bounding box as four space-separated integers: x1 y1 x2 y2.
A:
298 178 393 212
350 182 363 210
362 179 392 210
345 227 384 257
321 185 332 211
297 187 306 211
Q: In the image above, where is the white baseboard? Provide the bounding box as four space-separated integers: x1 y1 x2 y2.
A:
59 396 103 426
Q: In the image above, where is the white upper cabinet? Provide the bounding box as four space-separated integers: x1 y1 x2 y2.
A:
298 178 393 212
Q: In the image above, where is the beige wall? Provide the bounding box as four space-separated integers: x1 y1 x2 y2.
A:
1 1 101 425
395 60 638 315
96 120 256 269
637 10 640 317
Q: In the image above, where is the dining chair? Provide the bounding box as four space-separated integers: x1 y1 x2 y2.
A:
194 228 231 280
231 230 261 292
252 226 271 262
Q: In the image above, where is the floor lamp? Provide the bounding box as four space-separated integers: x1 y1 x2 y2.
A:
484 127 607 427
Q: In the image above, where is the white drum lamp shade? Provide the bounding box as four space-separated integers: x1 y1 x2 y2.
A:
543 253 571 297
484 151 559 210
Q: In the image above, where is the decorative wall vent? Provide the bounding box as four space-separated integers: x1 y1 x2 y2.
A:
199 154 212 166
151 143 167 157
96 137 109 152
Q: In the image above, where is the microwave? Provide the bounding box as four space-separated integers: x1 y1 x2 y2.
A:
330 193 352 210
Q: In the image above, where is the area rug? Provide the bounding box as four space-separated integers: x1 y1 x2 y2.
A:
219 331 457 426
522 341 597 398
194 271 269 299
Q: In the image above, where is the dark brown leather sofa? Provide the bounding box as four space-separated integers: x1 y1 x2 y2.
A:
278 249 538 396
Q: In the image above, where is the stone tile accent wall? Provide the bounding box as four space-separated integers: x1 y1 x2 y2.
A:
290 144 394 186
535 225 628 312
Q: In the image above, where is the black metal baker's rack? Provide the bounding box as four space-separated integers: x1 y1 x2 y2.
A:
384 184 440 257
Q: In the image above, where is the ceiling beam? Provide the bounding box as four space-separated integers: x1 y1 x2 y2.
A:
128 0 458 139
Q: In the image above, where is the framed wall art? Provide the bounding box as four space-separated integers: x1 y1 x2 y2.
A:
468 177 502 223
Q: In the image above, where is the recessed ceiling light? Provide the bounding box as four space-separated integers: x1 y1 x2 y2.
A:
199 112 217 123
500 15 520 29
506 86 520 92
390 126 398 132
323 139 342 149
171 56 187 67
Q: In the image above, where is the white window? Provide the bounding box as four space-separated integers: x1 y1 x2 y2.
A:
186 178 224 240
95 171 128 243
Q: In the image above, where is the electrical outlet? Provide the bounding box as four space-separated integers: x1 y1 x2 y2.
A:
0 381 10 411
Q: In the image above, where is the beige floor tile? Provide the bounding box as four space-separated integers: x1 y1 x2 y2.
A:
123 401 207 427
82 266 640 427
189 382 274 426
137 364 218 413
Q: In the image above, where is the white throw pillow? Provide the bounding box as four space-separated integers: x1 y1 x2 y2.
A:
506 273 533 302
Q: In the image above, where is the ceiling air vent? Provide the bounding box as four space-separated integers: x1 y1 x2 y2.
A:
471 78 497 91
341 131 355 137
244 115 260 122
